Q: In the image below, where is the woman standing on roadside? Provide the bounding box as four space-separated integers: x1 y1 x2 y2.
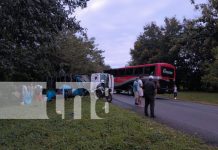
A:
138 76 144 107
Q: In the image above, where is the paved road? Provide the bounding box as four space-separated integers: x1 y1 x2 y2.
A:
112 94 218 145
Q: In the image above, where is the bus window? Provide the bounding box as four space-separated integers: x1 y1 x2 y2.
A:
144 67 150 75
134 67 143 75
126 68 134 76
119 69 126 76
112 70 117 76
150 66 155 75
115 69 121 76
144 66 156 75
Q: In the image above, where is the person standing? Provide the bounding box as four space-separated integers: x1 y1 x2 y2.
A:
138 76 144 106
21 84 33 105
133 78 139 105
173 85 178 100
35 84 43 101
143 75 156 118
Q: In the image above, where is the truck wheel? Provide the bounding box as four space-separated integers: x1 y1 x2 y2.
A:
95 90 102 99
116 90 121 94
106 94 112 103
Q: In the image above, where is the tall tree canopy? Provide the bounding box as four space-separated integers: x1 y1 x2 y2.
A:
0 0 108 81
55 33 107 75
130 17 182 65
202 47 218 89
130 0 218 91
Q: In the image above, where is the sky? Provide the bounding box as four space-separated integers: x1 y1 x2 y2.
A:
75 0 207 68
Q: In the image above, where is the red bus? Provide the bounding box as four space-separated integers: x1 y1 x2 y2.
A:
104 63 176 95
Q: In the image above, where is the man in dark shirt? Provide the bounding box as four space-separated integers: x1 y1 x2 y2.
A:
143 75 156 118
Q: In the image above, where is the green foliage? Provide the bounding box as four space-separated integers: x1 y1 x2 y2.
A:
130 22 162 65
178 0 218 90
130 0 218 91
55 32 107 75
202 47 218 90
130 17 182 65
0 0 91 81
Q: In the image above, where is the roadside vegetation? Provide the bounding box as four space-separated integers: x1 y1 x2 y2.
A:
0 0 109 81
0 98 217 149
130 0 218 92
158 92 218 105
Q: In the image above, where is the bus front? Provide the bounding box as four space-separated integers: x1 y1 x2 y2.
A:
156 63 176 94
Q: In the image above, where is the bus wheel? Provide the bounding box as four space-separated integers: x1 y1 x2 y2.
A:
127 87 133 96
116 90 121 94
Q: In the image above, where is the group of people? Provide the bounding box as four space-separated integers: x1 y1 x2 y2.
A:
13 84 44 105
133 76 178 118
133 75 156 118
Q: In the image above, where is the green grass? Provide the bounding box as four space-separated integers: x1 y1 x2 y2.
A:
158 92 218 105
0 97 217 150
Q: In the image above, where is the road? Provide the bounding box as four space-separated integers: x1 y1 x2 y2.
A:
112 94 218 145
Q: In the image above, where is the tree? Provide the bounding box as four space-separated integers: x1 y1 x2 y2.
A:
130 17 182 65
202 47 218 91
130 22 162 65
154 17 182 64
130 0 218 91
55 32 107 75
0 0 89 81
176 0 218 90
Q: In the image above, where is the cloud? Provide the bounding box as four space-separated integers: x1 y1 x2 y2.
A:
139 0 174 18
89 0 109 11
75 0 207 68
76 0 109 17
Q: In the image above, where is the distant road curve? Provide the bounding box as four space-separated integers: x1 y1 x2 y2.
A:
112 94 218 145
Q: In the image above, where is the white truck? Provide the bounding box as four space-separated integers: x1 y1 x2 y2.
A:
91 73 114 102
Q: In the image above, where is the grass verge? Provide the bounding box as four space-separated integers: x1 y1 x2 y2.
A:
158 92 218 105
0 97 217 149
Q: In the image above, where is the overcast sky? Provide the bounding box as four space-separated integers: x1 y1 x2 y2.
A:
75 0 207 68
